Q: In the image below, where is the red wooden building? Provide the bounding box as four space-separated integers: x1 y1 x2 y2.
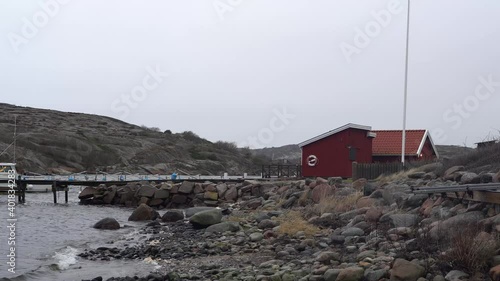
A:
299 124 375 178
299 125 439 178
372 130 439 162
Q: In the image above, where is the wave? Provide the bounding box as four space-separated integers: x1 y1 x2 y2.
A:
52 246 78 271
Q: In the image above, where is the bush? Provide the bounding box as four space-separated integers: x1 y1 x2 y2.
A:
443 222 497 273
214 141 238 153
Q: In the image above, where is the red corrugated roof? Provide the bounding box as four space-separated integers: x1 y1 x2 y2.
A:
372 130 426 156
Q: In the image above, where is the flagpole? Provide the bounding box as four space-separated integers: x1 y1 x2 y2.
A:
402 0 411 166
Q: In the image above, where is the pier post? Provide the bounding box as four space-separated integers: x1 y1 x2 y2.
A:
20 182 26 203
64 186 68 203
52 181 57 204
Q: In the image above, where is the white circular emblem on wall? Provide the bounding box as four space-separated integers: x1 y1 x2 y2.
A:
307 155 318 167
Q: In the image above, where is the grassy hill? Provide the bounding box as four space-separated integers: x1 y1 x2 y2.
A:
0 103 269 175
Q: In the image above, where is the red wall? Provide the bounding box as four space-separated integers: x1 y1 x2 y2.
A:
301 128 373 178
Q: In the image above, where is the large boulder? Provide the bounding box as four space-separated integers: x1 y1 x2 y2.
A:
162 210 184 222
311 184 335 203
184 207 215 217
102 189 116 204
444 166 464 179
93 217 120 230
460 172 480 184
79 187 99 200
224 186 238 201
429 211 484 239
154 189 170 199
445 270 469 281
171 194 187 204
189 209 223 227
136 185 157 198
128 203 160 221
390 258 425 281
205 221 240 233
178 181 195 194
216 183 228 197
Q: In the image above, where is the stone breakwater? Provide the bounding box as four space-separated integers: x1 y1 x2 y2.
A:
78 180 276 209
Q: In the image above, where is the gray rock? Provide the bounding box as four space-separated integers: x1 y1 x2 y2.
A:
336 267 364 281
405 194 429 208
323 269 341 281
216 183 228 197
249 232 264 242
388 214 419 228
93 217 120 230
154 189 170 199
136 185 157 198
184 207 215 217
390 258 425 281
364 269 387 281
205 221 240 233
341 227 364 237
460 172 480 184
102 189 116 204
315 251 340 264
429 211 484 239
171 194 187 204
128 204 159 221
445 270 469 281
178 181 195 194
79 186 99 199
189 209 223 227
224 186 238 201
161 210 184 222
258 219 279 230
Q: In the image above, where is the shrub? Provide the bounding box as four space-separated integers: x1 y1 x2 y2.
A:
214 141 238 153
443 222 497 273
276 210 321 238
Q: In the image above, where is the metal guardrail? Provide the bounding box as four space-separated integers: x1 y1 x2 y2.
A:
412 183 500 194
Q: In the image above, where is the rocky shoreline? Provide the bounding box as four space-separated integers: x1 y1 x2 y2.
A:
80 164 500 281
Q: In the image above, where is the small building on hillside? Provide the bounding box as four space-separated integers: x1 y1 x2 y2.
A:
372 130 439 163
475 140 498 149
298 124 375 178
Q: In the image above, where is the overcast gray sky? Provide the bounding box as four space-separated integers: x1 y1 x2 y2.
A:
1 0 499 148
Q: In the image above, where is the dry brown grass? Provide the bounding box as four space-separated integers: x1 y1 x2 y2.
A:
276 210 321 237
376 168 419 184
315 191 363 215
444 223 498 273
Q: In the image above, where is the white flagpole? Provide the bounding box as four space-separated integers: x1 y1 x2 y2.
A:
402 0 411 166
